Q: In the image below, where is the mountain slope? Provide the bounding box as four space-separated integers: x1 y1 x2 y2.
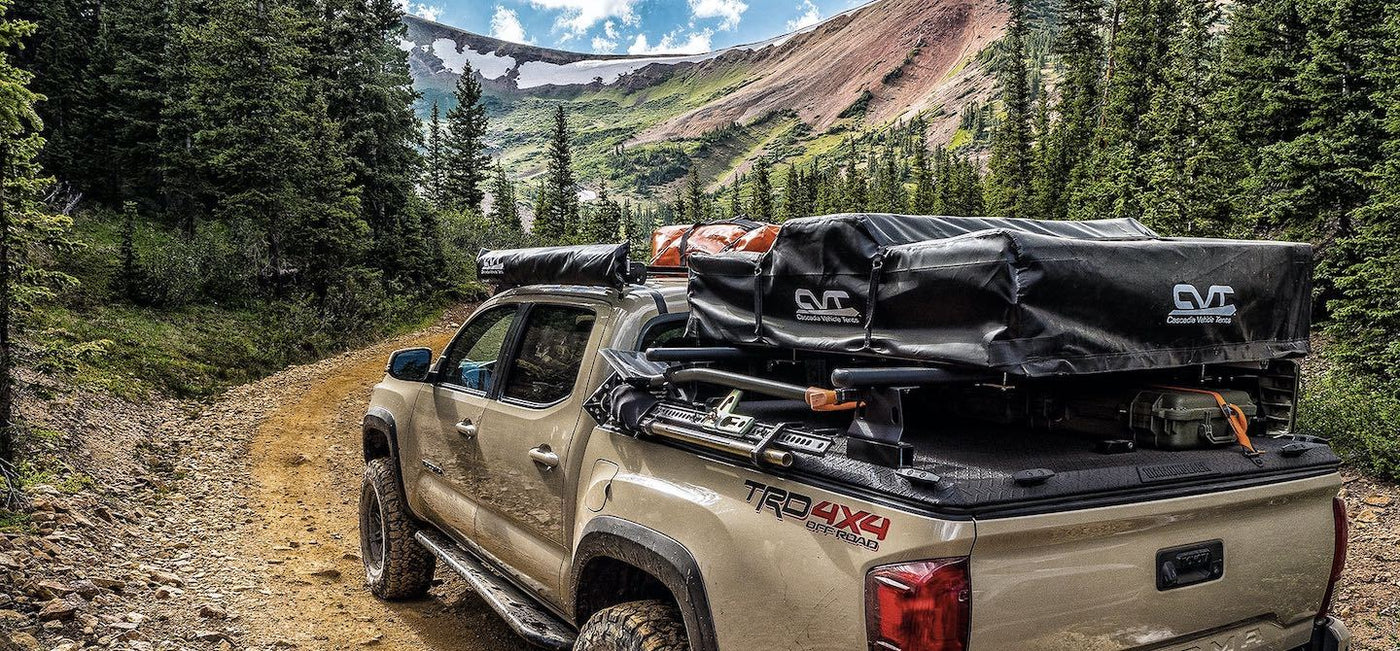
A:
400 0 1006 194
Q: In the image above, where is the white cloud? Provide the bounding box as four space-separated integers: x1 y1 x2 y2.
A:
395 0 443 22
627 29 714 55
592 35 619 53
529 0 641 37
786 0 822 31
490 6 532 44
604 21 620 39
689 0 748 30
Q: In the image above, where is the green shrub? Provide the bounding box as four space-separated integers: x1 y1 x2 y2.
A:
1298 370 1400 480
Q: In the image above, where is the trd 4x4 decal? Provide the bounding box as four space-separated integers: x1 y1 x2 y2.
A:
743 480 890 551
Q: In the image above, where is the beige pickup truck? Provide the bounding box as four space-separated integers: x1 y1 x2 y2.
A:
358 273 1351 651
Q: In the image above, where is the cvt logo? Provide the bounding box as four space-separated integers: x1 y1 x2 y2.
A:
794 289 862 324
1168 283 1236 325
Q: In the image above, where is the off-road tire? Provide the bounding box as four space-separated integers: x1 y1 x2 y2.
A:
575 600 691 651
359 457 435 599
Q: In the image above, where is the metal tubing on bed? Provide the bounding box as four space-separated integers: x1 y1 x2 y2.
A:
665 367 809 401
645 347 752 362
831 367 993 388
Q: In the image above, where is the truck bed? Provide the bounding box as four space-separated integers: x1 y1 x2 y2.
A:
731 399 1341 519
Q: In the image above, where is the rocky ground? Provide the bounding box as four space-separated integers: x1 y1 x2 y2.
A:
0 307 1396 650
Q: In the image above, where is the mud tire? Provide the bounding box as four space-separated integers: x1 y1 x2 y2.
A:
575 599 691 651
359 457 435 600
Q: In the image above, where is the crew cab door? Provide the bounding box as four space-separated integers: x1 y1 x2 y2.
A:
409 304 520 539
471 301 603 601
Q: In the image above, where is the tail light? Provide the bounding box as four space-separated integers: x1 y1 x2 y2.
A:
1317 496 1349 621
866 558 970 651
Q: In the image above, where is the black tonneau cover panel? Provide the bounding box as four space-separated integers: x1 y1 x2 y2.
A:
687 214 1313 376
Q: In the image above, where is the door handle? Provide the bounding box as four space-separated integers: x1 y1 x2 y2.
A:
529 445 560 469
455 420 478 438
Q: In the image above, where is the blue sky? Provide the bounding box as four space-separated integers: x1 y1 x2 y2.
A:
405 0 870 54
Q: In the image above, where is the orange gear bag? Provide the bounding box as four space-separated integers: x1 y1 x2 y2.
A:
649 219 779 267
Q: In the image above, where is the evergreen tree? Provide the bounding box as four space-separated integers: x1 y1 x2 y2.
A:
118 201 142 302
425 101 446 209
534 106 577 240
287 95 367 306
488 161 520 234
728 178 742 218
911 139 936 214
1319 0 1400 381
0 0 79 463
1069 0 1177 221
1137 0 1236 235
158 0 210 235
87 0 170 205
185 0 332 296
12 0 101 195
320 0 426 288
685 168 705 222
843 141 867 212
782 166 803 221
750 157 773 220
583 180 622 243
985 0 1035 217
1033 0 1104 221
444 61 490 212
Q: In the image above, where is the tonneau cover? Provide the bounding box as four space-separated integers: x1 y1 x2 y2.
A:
686 214 1312 376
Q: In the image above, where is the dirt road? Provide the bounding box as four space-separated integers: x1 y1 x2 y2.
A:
225 314 520 650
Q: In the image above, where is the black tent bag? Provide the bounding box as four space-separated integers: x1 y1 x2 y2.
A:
686 214 1312 377
478 243 631 289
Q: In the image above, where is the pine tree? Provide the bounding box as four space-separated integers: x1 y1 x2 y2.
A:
320 0 426 288
685 168 705 222
583 180 622 243
488 161 520 234
158 0 210 235
88 0 169 205
1137 0 1236 235
444 61 490 212
985 0 1035 217
186 0 326 296
911 138 936 214
0 0 79 463
425 101 446 209
750 157 773 220
728 178 742 218
1069 0 1177 221
119 201 142 302
534 106 577 240
287 95 367 306
12 0 101 195
1033 0 1104 221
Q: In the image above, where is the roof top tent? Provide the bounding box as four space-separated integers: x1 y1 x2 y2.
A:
686 213 1313 377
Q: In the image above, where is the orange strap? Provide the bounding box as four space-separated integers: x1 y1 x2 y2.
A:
1157 386 1258 454
804 387 861 412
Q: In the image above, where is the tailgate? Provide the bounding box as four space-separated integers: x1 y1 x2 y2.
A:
968 473 1340 651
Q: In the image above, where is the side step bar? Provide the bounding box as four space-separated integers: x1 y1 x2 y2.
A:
415 529 577 649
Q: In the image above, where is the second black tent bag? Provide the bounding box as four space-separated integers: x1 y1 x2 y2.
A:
685 214 1312 377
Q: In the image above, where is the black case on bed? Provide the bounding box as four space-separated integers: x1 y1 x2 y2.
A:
685 214 1312 377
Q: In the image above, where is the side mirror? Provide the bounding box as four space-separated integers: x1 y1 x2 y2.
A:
387 347 433 382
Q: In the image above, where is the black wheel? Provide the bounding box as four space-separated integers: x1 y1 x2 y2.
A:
575 600 691 651
359 457 435 599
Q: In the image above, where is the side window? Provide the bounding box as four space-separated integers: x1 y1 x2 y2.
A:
502 305 597 406
439 305 518 393
638 316 690 351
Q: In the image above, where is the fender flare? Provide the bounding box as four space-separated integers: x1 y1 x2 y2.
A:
571 516 718 651
362 406 399 462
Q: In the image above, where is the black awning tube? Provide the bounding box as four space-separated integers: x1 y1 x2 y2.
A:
665 367 808 401
646 347 753 362
831 367 991 388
